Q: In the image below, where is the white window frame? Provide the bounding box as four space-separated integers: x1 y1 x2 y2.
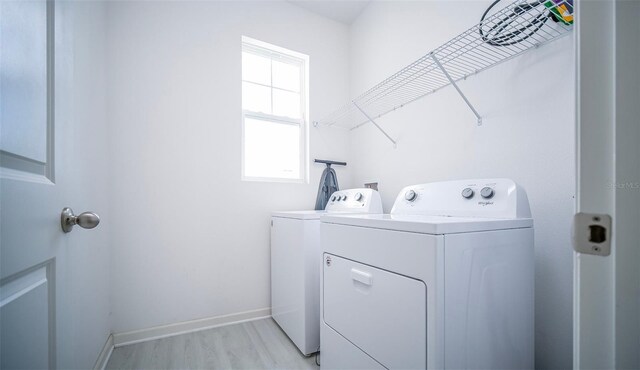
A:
241 36 309 183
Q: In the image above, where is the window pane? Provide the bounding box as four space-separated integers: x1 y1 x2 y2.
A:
272 60 300 92
242 51 271 85
244 117 300 179
273 89 301 119
242 81 271 114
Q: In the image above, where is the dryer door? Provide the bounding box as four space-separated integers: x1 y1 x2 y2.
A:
323 254 427 369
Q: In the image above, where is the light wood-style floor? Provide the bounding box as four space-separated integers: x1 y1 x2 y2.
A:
106 318 318 369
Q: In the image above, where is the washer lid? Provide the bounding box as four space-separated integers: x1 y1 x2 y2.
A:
271 208 383 220
271 210 326 220
321 214 533 234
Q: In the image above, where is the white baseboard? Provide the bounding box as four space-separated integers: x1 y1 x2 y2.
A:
93 334 114 370
112 307 272 347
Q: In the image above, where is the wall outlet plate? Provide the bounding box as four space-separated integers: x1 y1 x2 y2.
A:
572 212 612 256
365 182 378 191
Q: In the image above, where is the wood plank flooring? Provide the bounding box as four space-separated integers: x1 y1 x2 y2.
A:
106 318 318 369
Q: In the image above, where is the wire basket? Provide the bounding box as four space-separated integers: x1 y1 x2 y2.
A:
315 0 573 130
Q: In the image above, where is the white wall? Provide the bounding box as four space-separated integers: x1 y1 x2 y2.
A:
347 2 575 369
104 2 576 368
106 1 352 333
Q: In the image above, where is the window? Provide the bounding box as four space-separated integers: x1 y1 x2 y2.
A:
241 36 309 182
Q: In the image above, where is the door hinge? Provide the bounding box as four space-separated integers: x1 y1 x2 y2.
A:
572 212 612 256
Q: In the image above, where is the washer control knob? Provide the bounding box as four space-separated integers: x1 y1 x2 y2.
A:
461 188 475 199
481 187 495 199
336 195 342 201
342 195 348 201
405 189 417 202
355 192 364 202
331 195 336 201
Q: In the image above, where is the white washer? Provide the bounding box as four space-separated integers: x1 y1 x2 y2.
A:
320 179 534 369
271 188 382 356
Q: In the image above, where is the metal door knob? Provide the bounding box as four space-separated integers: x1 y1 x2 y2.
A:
61 207 100 233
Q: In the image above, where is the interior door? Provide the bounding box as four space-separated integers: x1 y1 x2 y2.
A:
1 1 110 368
1 1 58 368
574 0 640 368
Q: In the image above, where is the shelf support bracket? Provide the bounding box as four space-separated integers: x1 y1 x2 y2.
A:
431 53 482 126
353 101 397 148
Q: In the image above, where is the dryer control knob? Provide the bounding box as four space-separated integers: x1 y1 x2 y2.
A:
405 189 417 202
461 188 475 199
331 195 336 201
481 187 495 199
343 195 348 201
355 192 364 202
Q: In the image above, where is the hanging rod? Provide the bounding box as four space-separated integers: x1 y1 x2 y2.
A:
314 159 347 167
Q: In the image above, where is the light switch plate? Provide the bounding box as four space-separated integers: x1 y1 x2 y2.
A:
573 212 612 256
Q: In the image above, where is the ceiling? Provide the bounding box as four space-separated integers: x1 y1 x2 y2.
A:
287 1 371 25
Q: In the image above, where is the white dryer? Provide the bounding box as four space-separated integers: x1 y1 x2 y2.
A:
320 179 534 369
271 188 383 356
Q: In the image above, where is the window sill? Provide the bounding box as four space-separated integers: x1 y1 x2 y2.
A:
241 175 308 184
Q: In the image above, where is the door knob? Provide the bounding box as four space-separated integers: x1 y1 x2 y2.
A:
61 207 100 233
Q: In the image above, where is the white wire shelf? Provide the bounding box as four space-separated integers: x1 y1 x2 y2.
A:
314 0 573 144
